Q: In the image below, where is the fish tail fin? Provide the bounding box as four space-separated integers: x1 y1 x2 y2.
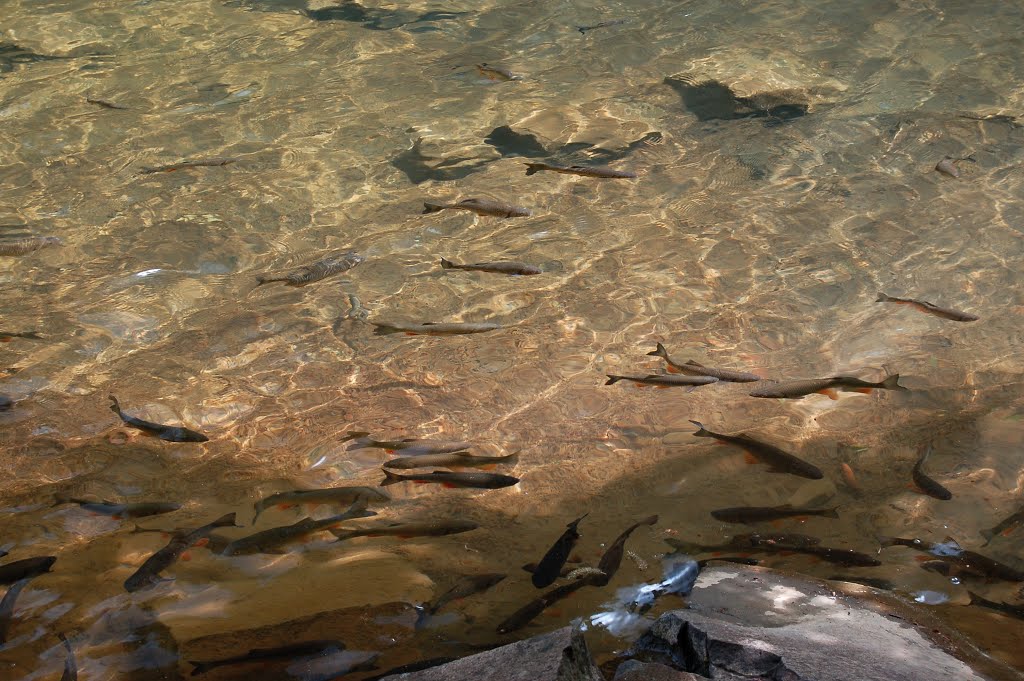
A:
413 604 432 630
108 395 122 415
876 535 896 548
524 163 545 176
330 528 357 542
189 661 212 676
372 323 400 336
605 375 623 385
688 420 711 437
979 529 994 545
647 342 669 359
881 374 907 391
422 202 445 214
380 469 404 486
824 507 840 519
967 591 983 606
440 257 455 269
876 292 891 302
212 512 238 528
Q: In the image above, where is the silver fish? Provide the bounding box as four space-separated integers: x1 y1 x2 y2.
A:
647 343 759 382
440 258 541 275
876 292 978 322
372 321 501 336
523 163 636 179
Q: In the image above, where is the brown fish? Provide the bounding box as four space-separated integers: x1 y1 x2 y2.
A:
876 292 978 322
59 633 77 681
690 421 823 480
109 395 209 442
911 444 952 501
476 63 520 81
647 343 759 382
666 534 878 567
221 501 376 555
345 433 473 455
86 97 127 110
878 536 1024 582
981 503 1024 545
372 321 501 336
495 574 599 634
139 157 237 174
422 198 531 218
418 572 507 625
749 374 906 399
577 18 627 34
592 515 658 586
383 450 518 470
0 236 62 256
55 496 181 519
0 331 42 341
935 158 960 178
440 258 541 275
840 462 861 494
711 505 839 524
968 591 1024 621
0 577 32 644
0 395 11 412
124 512 238 592
380 469 519 489
256 250 363 286
532 514 588 589
331 519 479 542
605 374 718 387
253 486 389 520
523 163 637 179
189 640 345 676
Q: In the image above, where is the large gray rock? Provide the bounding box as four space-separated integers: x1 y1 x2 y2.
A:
380 626 601 681
613 660 702 680
627 564 992 681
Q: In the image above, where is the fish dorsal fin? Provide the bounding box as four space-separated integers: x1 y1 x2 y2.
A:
400 438 417 442
422 322 436 325
942 536 962 550
685 360 704 367
457 198 480 205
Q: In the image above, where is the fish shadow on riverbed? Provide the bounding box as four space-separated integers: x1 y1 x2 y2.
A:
225 0 467 30
391 127 662 185
663 76 809 126
0 43 67 74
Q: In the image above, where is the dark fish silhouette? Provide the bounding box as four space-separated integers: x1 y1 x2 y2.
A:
253 486 389 520
981 503 1024 545
667 534 876 567
0 577 31 643
440 258 541 275
647 343 759 382
59 633 77 681
711 505 839 524
189 640 345 676
0 331 43 341
86 97 127 110
523 162 636 178
484 126 550 158
532 514 588 588
0 42 65 74
690 421 823 480
592 515 658 586
0 395 11 412
0 235 62 256
496 573 600 633
878 536 1024 582
483 125 661 164
331 519 479 542
876 292 978 322
422 198 531 218
109 395 209 442
55 496 181 519
577 19 627 34
935 158 960 177
124 512 237 592
372 321 501 336
911 444 952 500
749 374 906 399
255 250 363 286
139 157 237 174
605 374 718 387
303 2 467 28
0 556 56 585
968 591 1024 621
380 469 519 489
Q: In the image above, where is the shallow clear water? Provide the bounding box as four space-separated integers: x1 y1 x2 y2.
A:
2 0 1024 678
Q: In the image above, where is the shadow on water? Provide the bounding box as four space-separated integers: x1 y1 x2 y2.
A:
225 0 469 30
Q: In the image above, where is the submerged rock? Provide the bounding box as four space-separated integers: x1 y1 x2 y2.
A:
380 626 601 680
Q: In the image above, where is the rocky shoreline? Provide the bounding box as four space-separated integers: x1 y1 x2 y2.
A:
379 564 1020 681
